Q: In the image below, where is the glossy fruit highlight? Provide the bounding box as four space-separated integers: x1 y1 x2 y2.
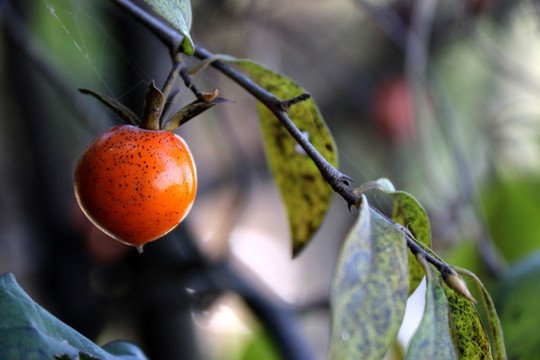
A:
74 124 197 252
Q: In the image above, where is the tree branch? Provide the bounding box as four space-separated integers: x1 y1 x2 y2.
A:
108 0 459 286
208 262 317 360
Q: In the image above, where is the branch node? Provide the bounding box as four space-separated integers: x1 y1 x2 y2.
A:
170 48 183 64
340 175 353 186
279 93 311 111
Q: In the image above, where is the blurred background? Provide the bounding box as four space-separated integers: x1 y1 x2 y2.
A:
1 0 540 359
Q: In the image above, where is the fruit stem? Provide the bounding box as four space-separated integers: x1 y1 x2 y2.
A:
140 81 165 130
161 54 183 102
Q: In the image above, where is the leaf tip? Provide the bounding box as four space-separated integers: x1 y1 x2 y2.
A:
292 242 306 258
376 178 395 192
201 89 219 102
180 36 194 56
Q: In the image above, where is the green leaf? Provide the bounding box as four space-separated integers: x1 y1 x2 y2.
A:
494 251 540 360
442 277 492 360
378 182 432 296
456 268 507 360
239 328 280 360
0 273 148 360
405 257 458 360
142 0 194 55
330 195 409 360
226 59 338 256
482 178 540 262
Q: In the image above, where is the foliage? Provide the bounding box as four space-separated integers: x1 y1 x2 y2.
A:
330 186 504 359
0 273 147 360
142 0 193 55
330 195 409 360
405 256 456 360
225 58 338 256
482 178 540 262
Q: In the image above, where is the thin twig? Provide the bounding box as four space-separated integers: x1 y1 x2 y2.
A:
179 65 204 99
161 55 183 101
279 93 312 111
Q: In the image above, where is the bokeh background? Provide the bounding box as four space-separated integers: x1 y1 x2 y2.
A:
1 0 540 359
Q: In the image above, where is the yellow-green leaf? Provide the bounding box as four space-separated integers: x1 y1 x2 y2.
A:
406 256 458 360
456 267 507 360
443 278 493 359
330 195 409 360
143 0 194 55
227 59 338 256
378 181 431 296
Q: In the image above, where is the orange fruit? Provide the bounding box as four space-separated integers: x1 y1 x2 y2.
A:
74 124 197 252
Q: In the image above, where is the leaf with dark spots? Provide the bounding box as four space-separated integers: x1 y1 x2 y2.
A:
330 195 409 359
442 277 493 359
224 58 338 256
405 256 457 360
456 267 506 360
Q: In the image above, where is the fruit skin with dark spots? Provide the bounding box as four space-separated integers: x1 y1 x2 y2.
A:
74 124 197 251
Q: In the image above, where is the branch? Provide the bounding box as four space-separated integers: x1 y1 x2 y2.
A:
109 0 459 284
174 231 317 360
208 262 317 360
193 46 356 203
111 0 356 198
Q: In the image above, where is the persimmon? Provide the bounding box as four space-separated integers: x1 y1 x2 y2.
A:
372 76 415 144
74 124 197 252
